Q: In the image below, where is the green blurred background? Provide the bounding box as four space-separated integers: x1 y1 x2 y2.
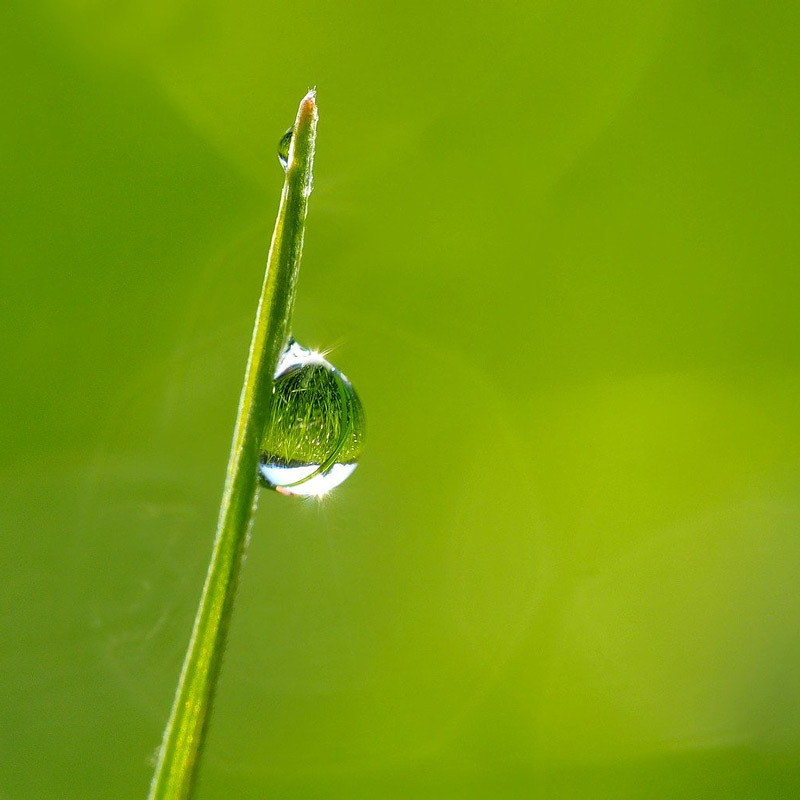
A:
2 0 800 797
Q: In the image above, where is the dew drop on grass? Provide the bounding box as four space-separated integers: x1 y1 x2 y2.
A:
278 128 293 171
259 340 365 497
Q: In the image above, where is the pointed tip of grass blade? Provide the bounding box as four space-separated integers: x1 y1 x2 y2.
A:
291 90 318 193
298 89 318 124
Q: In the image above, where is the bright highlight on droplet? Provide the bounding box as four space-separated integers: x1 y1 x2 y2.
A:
258 340 365 497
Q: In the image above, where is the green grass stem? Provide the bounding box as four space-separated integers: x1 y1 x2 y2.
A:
147 90 318 800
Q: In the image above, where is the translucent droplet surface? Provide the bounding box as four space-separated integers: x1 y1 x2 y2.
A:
277 128 293 171
259 341 365 497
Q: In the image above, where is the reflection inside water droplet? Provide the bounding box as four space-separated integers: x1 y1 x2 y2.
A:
278 128 293 171
259 341 365 497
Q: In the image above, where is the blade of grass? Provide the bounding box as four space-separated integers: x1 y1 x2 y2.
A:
148 90 318 800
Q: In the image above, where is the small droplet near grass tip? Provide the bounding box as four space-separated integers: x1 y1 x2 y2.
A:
278 128 293 171
259 341 365 497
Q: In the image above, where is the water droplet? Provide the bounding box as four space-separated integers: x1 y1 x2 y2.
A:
278 128 293 171
259 341 365 497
